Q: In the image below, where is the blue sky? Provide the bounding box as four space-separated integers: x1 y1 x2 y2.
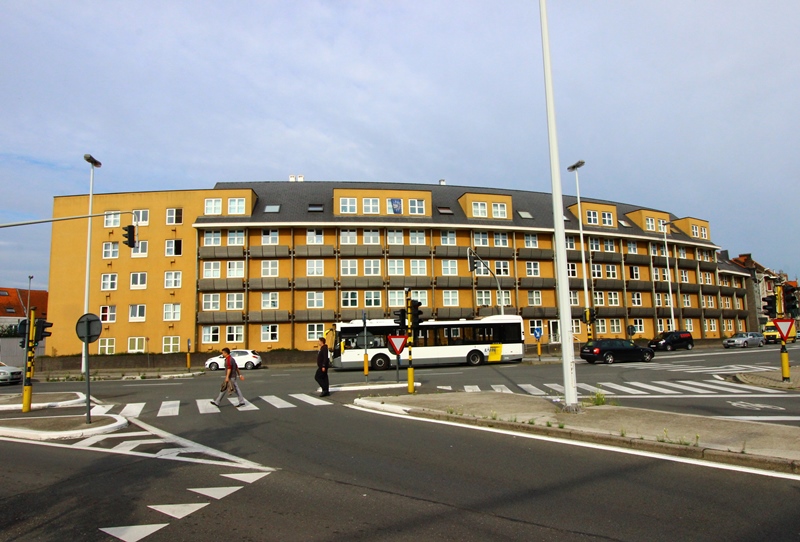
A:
2 1 798 289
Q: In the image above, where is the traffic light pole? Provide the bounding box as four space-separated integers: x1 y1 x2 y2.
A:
777 286 791 382
22 308 36 413
406 295 414 394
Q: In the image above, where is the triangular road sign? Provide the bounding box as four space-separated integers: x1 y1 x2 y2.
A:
387 335 408 355
773 319 795 342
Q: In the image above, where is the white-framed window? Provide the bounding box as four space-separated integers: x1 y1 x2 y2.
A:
595 319 607 334
604 239 616 252
388 259 405 276
340 229 357 244
131 240 148 257
410 290 428 306
495 261 509 276
605 265 618 279
691 225 699 237
608 292 620 306
610 319 622 334
364 260 381 276
591 263 602 279
227 293 244 310
341 291 358 307
472 201 487 217
526 262 540 277
164 271 183 288
204 261 221 278
492 202 507 218
499 290 511 307
706 295 715 308
528 319 544 338
473 232 489 246
166 208 183 225
228 198 246 215
475 260 490 276
129 304 146 322
387 198 403 215
227 261 245 278
100 305 116 323
340 197 357 214
589 238 600 252
261 324 279 342
632 319 644 333
569 291 579 306
735 297 742 310
678 246 687 258
307 260 324 276
645 217 655 231
102 242 119 259
101 273 118 291
363 229 380 244
104 211 121 228
631 292 642 306
565 236 575 250
524 234 538 248
228 230 245 246
307 324 325 341
441 231 456 245
307 292 324 308
163 336 180 353
205 198 222 215
572 319 582 335
442 290 459 307
202 293 220 311
704 272 713 285
261 261 278 277
363 198 379 214
629 266 640 280
388 290 405 307
365 291 381 307
627 241 637 254
128 337 146 353
165 239 182 256
98 338 115 355
130 272 147 289
409 230 425 245
601 211 613 226
262 229 279 245
655 293 663 307
494 232 508 247
594 291 605 306
163 303 181 321
410 260 427 276
340 260 357 276
567 263 577 278
262 292 279 309
682 294 691 308
202 325 220 344
306 229 323 244
409 199 425 215
528 290 542 306
650 244 659 256
658 219 667 233
477 290 492 306
700 227 708 239
586 210 598 225
204 231 221 246
387 230 404 245
226 325 244 342
442 260 457 276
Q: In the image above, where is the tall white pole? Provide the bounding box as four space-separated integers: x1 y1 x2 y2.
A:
572 165 590 311
663 224 676 330
539 0 578 409
82 155 100 373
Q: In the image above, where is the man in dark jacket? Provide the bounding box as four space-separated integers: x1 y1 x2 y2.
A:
315 337 330 397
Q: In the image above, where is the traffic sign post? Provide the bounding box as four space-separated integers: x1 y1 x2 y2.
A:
388 335 408 384
533 327 543 360
76 313 102 423
773 318 795 382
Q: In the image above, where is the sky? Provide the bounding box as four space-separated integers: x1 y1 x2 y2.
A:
2 0 798 290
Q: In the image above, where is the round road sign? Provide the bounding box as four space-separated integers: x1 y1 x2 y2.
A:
76 313 103 343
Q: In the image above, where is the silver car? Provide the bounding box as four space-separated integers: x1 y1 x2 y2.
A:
722 332 765 348
205 350 263 370
0 361 23 385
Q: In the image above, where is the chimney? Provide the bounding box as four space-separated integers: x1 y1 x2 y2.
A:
289 175 296 182
439 179 446 185
297 175 304 182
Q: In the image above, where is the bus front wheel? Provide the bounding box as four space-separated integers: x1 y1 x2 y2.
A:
371 354 391 371
466 350 484 366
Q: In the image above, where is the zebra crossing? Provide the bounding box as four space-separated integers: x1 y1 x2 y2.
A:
620 362 774 374
453 379 787 398
91 393 332 418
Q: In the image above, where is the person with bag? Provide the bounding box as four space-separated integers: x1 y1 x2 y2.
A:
315 337 330 397
211 347 246 407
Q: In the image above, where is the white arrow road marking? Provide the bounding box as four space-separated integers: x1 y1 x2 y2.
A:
99 523 169 542
188 486 243 500
221 472 271 484
148 503 210 519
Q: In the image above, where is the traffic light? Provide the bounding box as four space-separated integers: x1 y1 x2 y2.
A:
784 285 799 318
409 300 423 328
122 224 137 248
468 252 478 272
393 309 407 332
17 319 28 349
34 319 53 343
762 295 777 319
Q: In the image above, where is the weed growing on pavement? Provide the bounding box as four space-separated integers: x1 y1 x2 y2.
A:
558 422 565 429
590 388 606 406
546 421 552 427
527 419 535 425
489 410 498 420
620 427 626 437
694 434 700 447
657 429 669 443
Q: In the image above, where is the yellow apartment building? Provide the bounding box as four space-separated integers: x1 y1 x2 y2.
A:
46 180 753 359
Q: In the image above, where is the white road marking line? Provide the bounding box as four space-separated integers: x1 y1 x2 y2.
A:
119 403 145 417
90 404 114 415
576 383 605 394
99 523 169 542
703 380 785 394
677 380 748 394
260 395 296 408
518 384 547 396
289 393 332 406
149 503 209 519
229 398 258 410
437 385 453 391
188 486 243 500
113 439 167 452
652 381 716 393
197 399 220 414
597 382 647 395
623 382 680 394
464 385 482 392
491 385 513 393
221 472 271 483
544 383 565 393
157 400 180 417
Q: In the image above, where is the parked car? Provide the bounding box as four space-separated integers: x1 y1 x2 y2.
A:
648 331 694 351
205 350 263 371
580 339 654 364
0 361 23 385
722 332 765 348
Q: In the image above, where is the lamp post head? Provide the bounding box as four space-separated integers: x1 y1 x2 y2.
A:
567 160 585 172
84 154 102 168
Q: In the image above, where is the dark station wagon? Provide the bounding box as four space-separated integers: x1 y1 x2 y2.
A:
580 339 655 364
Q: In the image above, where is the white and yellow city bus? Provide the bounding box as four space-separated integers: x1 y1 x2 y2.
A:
331 314 525 370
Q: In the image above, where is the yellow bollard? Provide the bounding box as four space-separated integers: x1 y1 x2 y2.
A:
364 351 369 381
186 351 191 371
781 339 791 382
407 367 415 394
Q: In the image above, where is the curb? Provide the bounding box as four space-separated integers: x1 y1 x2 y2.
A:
0 414 128 441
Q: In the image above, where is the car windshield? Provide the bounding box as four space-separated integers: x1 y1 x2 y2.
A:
732 333 747 338
655 332 671 340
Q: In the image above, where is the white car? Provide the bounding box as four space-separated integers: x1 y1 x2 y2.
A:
205 350 263 371
0 361 23 385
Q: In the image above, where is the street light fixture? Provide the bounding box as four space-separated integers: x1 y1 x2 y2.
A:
663 221 676 331
82 154 101 375
567 160 591 339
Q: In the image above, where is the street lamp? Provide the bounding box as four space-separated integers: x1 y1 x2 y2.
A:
567 160 591 339
82 154 101 374
663 221 676 331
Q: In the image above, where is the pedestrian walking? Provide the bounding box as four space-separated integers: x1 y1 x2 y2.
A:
315 337 330 397
211 347 246 407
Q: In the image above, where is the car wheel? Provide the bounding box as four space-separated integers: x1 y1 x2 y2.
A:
723 345 729 349
742 342 748 348
686 343 693 350
586 359 596 364
466 350 484 366
371 354 391 371
642 351 653 362
245 361 255 370
208 362 219 371
759 341 765 347
666 345 674 351
603 352 615 364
